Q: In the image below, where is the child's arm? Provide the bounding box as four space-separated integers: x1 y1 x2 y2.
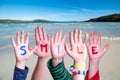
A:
85 31 110 80
11 31 36 80
66 29 87 80
47 30 72 80
47 59 72 80
31 27 51 80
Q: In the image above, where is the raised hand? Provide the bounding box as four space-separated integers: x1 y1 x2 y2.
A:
31 26 50 58
31 27 51 80
51 30 67 59
11 31 36 69
85 31 110 61
51 30 67 66
65 29 87 63
85 31 110 79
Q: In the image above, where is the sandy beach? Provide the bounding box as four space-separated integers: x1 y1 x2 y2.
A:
0 39 120 80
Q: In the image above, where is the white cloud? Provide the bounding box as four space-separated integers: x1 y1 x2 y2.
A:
64 4 120 13
80 8 120 13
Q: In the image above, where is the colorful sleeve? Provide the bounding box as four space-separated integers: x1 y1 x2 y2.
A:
47 59 72 80
85 70 100 80
13 66 29 80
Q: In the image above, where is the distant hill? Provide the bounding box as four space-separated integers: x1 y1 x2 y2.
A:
87 14 120 22
1 14 120 22
0 19 50 22
32 19 50 22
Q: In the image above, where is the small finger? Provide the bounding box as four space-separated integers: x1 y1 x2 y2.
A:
11 37 16 47
42 27 47 40
90 32 93 45
16 32 20 45
58 30 62 42
70 32 74 45
61 33 67 44
21 30 25 43
78 30 82 42
93 31 97 44
97 32 101 45
38 26 43 40
55 31 59 43
74 29 78 43
25 32 29 44
84 33 89 47
35 27 40 42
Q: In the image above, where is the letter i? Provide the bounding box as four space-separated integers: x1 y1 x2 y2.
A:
58 45 60 53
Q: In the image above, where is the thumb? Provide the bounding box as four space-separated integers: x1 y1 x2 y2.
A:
102 43 110 55
84 33 89 47
29 46 38 53
65 44 72 56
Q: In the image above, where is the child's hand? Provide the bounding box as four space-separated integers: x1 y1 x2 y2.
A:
51 30 67 66
85 31 110 62
11 31 36 69
30 27 50 59
31 27 51 80
85 31 110 79
65 29 87 64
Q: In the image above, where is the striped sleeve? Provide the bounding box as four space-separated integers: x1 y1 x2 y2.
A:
47 59 72 80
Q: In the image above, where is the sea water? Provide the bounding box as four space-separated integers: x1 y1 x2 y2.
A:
0 22 120 52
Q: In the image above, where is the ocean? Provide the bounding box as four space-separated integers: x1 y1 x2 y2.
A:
0 22 120 52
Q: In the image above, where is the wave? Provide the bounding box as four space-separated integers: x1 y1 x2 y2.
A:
102 36 120 41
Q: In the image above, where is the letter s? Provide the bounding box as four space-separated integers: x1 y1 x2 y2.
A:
20 46 27 55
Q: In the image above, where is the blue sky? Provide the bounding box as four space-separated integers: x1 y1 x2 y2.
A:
0 0 120 21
